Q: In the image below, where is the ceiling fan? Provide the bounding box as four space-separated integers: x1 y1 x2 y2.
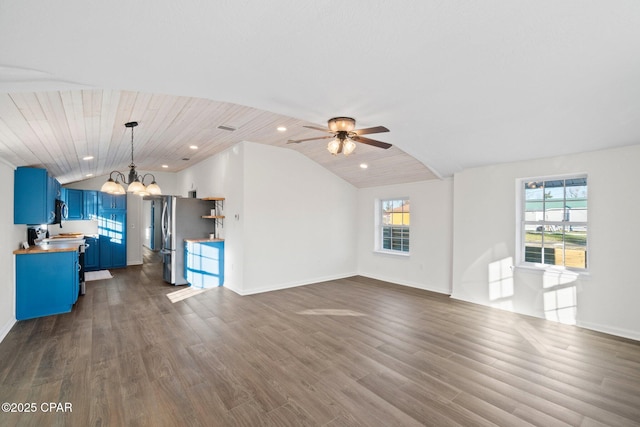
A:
287 117 392 156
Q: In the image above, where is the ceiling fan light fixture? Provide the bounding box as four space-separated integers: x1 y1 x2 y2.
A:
343 138 356 156
327 138 341 155
328 117 356 133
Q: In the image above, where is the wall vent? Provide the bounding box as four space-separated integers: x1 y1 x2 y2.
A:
217 125 237 132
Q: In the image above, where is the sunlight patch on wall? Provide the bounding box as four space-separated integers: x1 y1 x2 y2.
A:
542 269 577 325
488 257 514 311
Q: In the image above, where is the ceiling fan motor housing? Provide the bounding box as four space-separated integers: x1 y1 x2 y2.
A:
328 117 356 133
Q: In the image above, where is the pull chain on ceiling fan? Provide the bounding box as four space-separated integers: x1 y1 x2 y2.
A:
287 117 391 156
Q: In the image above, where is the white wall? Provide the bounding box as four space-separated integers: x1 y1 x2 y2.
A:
177 142 358 295
451 144 640 341
0 161 26 341
356 179 453 295
177 143 245 293
242 142 357 294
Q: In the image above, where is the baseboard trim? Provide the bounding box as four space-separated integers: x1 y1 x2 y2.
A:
0 317 16 344
577 320 640 342
358 273 451 296
231 272 357 296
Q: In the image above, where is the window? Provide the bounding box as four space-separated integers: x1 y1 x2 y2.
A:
380 198 410 253
519 176 588 270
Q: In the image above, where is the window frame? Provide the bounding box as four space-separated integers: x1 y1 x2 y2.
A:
376 197 411 256
516 174 588 273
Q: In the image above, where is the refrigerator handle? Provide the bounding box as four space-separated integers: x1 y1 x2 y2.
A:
161 199 168 250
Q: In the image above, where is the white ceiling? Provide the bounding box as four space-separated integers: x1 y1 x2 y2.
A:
1 1 639 186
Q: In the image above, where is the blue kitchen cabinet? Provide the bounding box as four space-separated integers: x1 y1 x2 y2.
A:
98 192 127 210
14 167 60 224
184 240 225 288
84 236 99 271
15 250 79 320
98 211 127 269
84 190 98 219
62 188 84 220
97 192 127 269
61 189 99 221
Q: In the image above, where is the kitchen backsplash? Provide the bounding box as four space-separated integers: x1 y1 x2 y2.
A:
49 219 99 237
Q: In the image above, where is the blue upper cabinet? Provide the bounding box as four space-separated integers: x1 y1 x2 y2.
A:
14 167 60 225
84 190 98 219
60 189 99 221
98 192 127 211
62 188 84 220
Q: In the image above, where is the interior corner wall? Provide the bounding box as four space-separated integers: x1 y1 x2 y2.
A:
356 179 453 295
241 142 358 294
0 161 24 341
451 144 640 341
177 144 245 294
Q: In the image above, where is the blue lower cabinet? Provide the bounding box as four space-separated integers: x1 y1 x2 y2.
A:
184 240 224 288
97 211 127 269
16 250 79 320
84 236 99 271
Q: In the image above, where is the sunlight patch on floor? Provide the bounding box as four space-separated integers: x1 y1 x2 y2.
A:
296 309 367 317
166 287 208 303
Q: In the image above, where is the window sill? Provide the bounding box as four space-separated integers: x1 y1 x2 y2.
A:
374 249 410 258
514 263 590 278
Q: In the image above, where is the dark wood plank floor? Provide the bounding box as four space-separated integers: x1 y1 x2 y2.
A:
1 250 639 426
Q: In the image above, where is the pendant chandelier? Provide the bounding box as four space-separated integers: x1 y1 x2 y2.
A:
100 121 162 196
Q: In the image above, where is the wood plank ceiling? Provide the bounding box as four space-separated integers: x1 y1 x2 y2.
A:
0 90 438 188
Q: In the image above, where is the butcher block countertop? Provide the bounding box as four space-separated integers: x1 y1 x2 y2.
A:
13 243 79 255
184 238 225 243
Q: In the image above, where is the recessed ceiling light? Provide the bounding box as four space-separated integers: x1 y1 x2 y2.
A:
360 163 368 169
86 173 94 177
83 155 94 160
162 164 169 168
277 126 287 132
189 145 198 150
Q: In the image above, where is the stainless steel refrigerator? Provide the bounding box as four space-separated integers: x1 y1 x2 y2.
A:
160 196 212 285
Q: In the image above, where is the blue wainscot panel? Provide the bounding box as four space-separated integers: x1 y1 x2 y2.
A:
184 240 225 288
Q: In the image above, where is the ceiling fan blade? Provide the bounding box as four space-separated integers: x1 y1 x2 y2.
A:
303 125 331 132
353 126 389 136
287 135 334 144
353 135 392 149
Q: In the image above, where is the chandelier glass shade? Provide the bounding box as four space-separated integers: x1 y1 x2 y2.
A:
100 121 162 196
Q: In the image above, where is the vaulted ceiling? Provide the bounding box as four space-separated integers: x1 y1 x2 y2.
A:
1 1 639 187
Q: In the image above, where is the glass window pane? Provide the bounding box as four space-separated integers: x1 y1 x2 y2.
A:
521 176 587 270
525 201 544 221
380 199 409 253
564 225 587 269
525 182 544 201
524 225 542 263
383 238 391 250
542 228 562 266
